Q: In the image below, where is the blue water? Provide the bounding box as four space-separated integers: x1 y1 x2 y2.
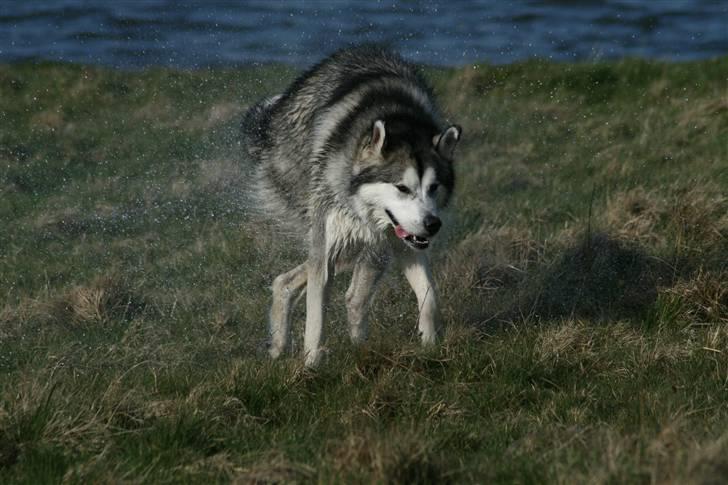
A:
0 0 726 68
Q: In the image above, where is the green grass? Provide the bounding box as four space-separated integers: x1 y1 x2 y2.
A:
1 57 727 483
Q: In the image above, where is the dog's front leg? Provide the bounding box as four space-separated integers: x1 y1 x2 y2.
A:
401 251 441 344
303 220 333 367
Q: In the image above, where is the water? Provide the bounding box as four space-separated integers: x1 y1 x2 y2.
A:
0 0 726 68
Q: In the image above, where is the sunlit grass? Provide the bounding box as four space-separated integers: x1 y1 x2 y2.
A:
1 57 727 483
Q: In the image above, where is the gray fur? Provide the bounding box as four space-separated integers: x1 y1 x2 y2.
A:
241 45 462 366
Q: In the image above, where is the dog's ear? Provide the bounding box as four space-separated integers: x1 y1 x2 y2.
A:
433 125 462 160
354 120 386 176
369 120 386 155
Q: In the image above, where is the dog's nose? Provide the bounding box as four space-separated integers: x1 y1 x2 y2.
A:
423 214 441 236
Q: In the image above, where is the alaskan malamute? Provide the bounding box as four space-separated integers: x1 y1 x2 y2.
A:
241 45 462 366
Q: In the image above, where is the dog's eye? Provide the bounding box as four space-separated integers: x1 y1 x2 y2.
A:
428 183 439 194
395 184 411 195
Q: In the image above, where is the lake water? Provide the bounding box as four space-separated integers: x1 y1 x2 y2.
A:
1 0 726 68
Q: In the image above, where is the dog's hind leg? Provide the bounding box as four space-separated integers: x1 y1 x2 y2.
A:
268 263 308 359
401 251 441 345
346 259 387 344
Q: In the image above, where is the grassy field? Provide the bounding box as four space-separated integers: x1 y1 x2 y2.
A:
1 57 727 483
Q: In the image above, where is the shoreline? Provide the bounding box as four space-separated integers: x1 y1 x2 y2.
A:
2 53 728 72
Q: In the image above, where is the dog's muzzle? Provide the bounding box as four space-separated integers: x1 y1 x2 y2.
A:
385 210 431 250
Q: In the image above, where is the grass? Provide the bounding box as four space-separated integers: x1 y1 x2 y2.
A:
1 56 727 483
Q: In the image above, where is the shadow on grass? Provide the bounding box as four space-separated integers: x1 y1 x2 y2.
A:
534 232 668 320
463 232 671 327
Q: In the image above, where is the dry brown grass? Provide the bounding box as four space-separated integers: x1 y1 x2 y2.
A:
665 269 728 325
232 453 315 484
54 274 145 326
605 187 667 246
0 273 145 336
329 428 446 484
535 320 596 365
604 183 727 254
684 433 728 485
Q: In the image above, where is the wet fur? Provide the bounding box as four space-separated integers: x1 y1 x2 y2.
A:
241 45 461 366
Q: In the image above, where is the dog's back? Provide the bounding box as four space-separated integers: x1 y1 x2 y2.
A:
241 45 442 234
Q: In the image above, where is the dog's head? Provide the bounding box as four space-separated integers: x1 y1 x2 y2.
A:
352 119 461 250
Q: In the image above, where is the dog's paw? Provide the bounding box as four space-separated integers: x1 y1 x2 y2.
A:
268 341 285 359
419 329 439 346
304 347 327 367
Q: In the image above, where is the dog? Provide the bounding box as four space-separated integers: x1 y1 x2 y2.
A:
241 45 462 366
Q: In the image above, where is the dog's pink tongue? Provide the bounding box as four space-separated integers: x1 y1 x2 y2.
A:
394 225 411 239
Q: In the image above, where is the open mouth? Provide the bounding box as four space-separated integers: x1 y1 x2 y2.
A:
385 210 430 250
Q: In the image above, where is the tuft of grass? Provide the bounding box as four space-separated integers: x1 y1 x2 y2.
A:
53 273 145 326
1 57 727 482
